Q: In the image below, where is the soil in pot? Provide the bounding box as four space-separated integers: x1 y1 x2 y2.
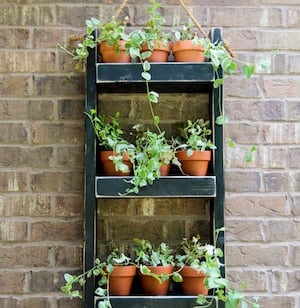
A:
176 150 211 176
172 40 205 62
109 265 137 296
99 40 130 63
139 265 173 295
100 151 132 176
180 266 208 295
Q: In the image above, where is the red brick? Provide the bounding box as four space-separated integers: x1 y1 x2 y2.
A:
0 271 26 293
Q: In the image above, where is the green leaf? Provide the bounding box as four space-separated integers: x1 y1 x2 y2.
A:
64 273 74 283
143 61 151 71
172 272 183 282
242 64 255 78
214 78 224 88
141 72 151 81
215 115 229 125
153 116 160 126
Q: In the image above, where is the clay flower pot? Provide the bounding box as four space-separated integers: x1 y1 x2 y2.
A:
139 265 173 295
100 151 132 176
172 40 205 62
176 150 211 176
142 40 171 62
159 162 171 176
180 266 208 295
109 265 137 296
99 40 130 63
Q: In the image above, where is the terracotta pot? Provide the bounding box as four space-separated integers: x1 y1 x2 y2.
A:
139 265 173 295
176 150 211 176
172 40 205 62
142 40 171 62
180 266 208 295
109 265 137 296
100 151 132 176
99 40 130 63
159 162 171 176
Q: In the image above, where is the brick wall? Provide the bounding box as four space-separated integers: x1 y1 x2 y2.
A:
0 0 299 307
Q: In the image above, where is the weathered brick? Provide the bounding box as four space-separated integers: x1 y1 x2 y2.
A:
263 172 289 192
0 271 26 293
0 28 30 49
30 271 57 292
292 245 300 266
263 77 300 98
53 245 83 267
226 220 264 242
210 8 283 27
0 51 56 73
33 75 85 96
31 122 84 144
224 76 261 98
225 194 290 217
55 195 83 217
30 171 83 193
56 146 84 168
56 5 100 26
0 123 29 144
270 270 300 293
225 99 285 121
226 269 267 292
289 147 300 168
261 123 296 144
0 100 28 120
58 99 84 119
57 297 82 308
0 194 52 217
226 244 289 267
31 220 83 241
287 100 300 120
0 75 31 97
225 171 261 192
263 146 289 169
291 194 300 217
290 171 300 192
0 246 50 268
264 220 299 242
226 123 262 145
0 171 27 192
0 220 28 242
258 296 296 308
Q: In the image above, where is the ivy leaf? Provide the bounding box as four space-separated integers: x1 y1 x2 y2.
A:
153 116 160 126
149 91 159 103
242 64 255 78
143 61 151 72
141 72 151 81
214 78 224 88
64 273 74 283
215 115 229 125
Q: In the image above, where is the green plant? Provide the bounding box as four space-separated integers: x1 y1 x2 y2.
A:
123 125 180 195
58 18 127 68
85 109 134 173
133 238 182 284
61 241 134 308
175 118 216 156
176 229 260 308
173 22 198 41
144 0 171 47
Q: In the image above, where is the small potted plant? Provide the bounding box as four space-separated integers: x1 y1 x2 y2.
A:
175 118 216 176
172 22 205 62
176 234 212 295
141 0 172 62
61 241 136 307
85 109 134 176
133 238 182 295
